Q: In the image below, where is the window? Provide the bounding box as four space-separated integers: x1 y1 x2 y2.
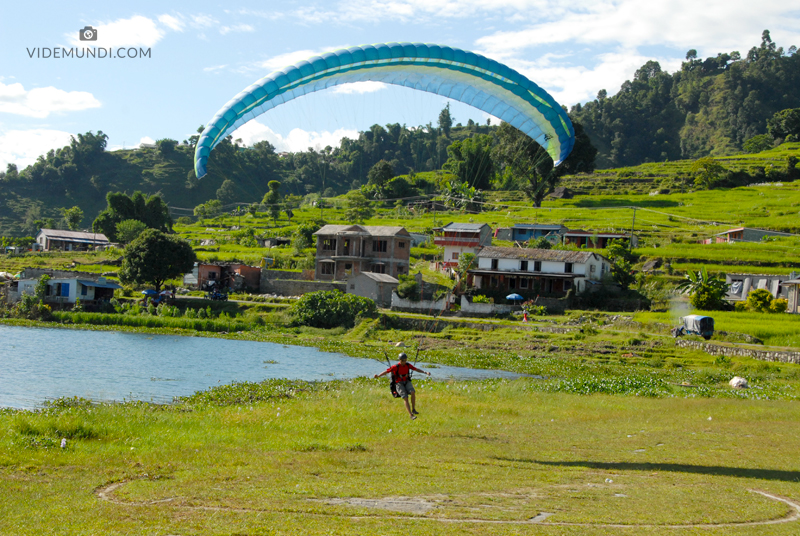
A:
533 261 541 272
509 278 516 289
81 284 88 296
520 278 529 289
209 272 217 280
491 259 498 270
322 238 337 251
372 264 386 274
350 284 355 289
520 260 528 271
490 276 498 287
565 262 573 273
452 252 459 260
372 240 387 252
320 263 333 275
397 265 406 275
590 264 596 274
398 241 406 248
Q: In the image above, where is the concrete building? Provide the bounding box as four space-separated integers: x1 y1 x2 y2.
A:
35 229 111 251
468 246 612 296
433 222 493 270
702 227 794 244
347 272 399 308
784 279 800 314
5 268 120 307
494 223 567 243
562 229 638 249
312 225 411 281
725 273 795 302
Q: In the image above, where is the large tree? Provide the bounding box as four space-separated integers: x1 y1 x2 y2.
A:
119 229 196 292
92 191 172 242
443 134 494 190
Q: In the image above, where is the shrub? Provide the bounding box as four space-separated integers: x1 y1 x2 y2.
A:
290 290 377 329
471 295 493 303
396 274 420 301
769 298 788 314
734 301 748 312
746 289 774 313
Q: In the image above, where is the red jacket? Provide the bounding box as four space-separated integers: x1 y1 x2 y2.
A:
385 362 421 382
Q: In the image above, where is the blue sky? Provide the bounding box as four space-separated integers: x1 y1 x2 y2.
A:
1 0 798 170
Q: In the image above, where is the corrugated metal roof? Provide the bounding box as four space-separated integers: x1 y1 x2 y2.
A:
477 246 601 263
36 228 110 242
356 272 400 283
440 222 489 231
563 229 630 237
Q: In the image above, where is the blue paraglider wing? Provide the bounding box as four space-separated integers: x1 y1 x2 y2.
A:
195 42 575 178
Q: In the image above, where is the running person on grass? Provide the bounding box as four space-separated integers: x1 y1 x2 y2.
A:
374 352 431 419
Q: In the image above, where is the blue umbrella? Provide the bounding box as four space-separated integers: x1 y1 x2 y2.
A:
141 289 158 296
506 293 524 301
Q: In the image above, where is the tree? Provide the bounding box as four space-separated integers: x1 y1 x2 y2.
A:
116 219 148 244
119 229 196 292
691 157 726 189
493 123 556 207
343 191 374 223
216 179 237 204
745 288 773 312
292 222 321 254
61 206 84 231
367 160 394 192
156 138 178 156
93 191 172 242
677 266 729 310
262 180 282 223
438 103 453 138
443 134 494 190
605 241 636 290
766 108 800 142
193 199 222 219
743 134 773 153
529 236 552 250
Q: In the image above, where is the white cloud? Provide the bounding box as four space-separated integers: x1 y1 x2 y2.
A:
203 65 228 73
255 48 338 72
157 14 184 32
0 81 101 118
0 129 74 169
219 24 255 35
332 82 387 94
138 136 156 146
233 120 358 152
68 15 165 48
190 14 218 28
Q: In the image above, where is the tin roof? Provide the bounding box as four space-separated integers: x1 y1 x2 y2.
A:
314 225 410 237
437 222 490 231
355 272 400 284
36 228 110 243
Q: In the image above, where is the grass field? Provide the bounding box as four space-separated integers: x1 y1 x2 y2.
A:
2 379 800 535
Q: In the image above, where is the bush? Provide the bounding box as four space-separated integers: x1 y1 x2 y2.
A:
471 295 493 303
396 274 419 301
290 290 377 329
734 301 748 312
746 289 773 313
769 298 788 314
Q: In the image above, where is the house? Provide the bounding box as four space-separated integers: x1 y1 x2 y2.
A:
433 222 493 270
184 262 262 292
494 224 567 243
347 272 399 308
725 273 794 302
6 268 120 307
562 229 638 249
701 227 794 244
468 246 612 296
784 279 800 314
35 228 111 252
312 225 412 281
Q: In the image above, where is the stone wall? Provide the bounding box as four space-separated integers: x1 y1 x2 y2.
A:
675 339 800 364
261 279 345 296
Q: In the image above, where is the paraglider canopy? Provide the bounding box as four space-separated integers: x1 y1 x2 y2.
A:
194 42 575 178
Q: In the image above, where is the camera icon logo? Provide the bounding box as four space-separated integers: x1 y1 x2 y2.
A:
79 26 98 41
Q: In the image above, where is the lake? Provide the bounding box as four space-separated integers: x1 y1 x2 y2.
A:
0 325 523 409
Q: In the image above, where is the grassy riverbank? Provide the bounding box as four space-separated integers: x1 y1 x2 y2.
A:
2 379 800 535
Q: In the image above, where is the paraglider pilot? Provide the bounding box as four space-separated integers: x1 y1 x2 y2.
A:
375 353 431 420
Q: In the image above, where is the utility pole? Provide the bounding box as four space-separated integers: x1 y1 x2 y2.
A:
629 207 637 251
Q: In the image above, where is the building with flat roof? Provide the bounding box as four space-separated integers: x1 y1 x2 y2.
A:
313 225 411 281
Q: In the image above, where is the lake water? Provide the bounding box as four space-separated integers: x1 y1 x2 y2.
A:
0 325 523 409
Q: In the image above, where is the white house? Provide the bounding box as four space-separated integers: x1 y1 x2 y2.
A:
7 270 120 306
35 229 110 251
468 246 612 295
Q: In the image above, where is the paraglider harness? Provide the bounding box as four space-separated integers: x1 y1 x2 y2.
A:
383 349 419 399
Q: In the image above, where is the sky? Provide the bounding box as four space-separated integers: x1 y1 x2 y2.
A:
1 0 798 171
